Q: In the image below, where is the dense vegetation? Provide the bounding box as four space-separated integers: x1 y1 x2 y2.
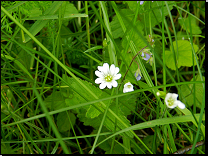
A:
1 1 205 154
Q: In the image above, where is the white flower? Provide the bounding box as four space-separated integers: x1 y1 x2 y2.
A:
165 93 186 109
95 63 121 89
123 82 134 93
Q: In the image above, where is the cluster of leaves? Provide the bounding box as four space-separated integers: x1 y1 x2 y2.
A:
1 1 205 154
44 74 137 137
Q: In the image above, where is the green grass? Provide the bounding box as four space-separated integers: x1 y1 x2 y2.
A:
1 1 205 154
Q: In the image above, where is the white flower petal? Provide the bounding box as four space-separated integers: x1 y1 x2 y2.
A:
100 83 107 89
114 73 121 80
95 70 103 78
107 83 113 89
114 67 120 75
165 93 178 103
95 78 103 84
98 66 103 72
102 63 109 75
177 101 186 109
112 81 118 87
110 64 115 75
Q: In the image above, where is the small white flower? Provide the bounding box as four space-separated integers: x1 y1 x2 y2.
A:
165 93 186 109
95 63 121 89
123 82 134 93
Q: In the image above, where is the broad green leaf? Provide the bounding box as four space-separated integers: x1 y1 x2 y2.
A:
61 2 79 26
77 108 102 129
61 74 134 138
61 2 78 15
165 40 199 70
57 111 76 132
110 9 144 39
118 93 137 116
176 31 189 40
178 15 202 35
61 74 105 118
180 76 205 108
78 104 133 138
44 91 66 110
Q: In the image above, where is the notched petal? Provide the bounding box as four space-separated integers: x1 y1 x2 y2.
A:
112 81 118 87
114 73 121 80
177 101 186 109
100 83 107 89
95 70 103 78
95 78 102 84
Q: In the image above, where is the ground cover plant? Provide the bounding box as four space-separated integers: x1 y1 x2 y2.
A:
1 1 205 154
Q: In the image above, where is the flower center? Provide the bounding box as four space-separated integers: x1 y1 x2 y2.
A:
167 98 174 106
127 85 131 88
105 74 113 82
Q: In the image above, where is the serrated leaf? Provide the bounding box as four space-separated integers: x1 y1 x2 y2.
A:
44 91 66 110
118 94 137 116
61 74 105 118
178 16 202 35
180 76 205 108
57 111 76 132
86 104 102 118
165 40 199 70
61 74 134 138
